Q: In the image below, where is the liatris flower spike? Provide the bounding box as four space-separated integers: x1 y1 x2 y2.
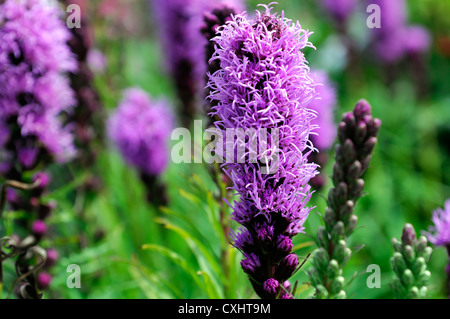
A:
108 88 174 205
0 0 77 178
425 199 450 298
309 99 381 299
391 224 433 299
208 3 318 299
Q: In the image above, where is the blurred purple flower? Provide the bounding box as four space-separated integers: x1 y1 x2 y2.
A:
87 48 108 74
208 4 317 298
0 0 77 168
369 0 431 62
401 25 431 55
108 88 174 176
150 0 244 124
309 70 337 151
426 200 450 247
321 0 357 23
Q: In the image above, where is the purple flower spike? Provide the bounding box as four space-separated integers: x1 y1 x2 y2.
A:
108 88 174 177
0 0 77 174
426 200 450 247
208 4 318 299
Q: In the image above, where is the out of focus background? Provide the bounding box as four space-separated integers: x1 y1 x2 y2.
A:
1 0 449 299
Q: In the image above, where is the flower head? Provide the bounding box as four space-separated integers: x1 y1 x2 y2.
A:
0 0 77 170
208 3 317 298
426 200 450 247
108 88 174 176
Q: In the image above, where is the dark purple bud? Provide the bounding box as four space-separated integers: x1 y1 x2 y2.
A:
263 278 279 297
343 112 356 128
276 235 293 254
45 249 59 268
32 220 47 237
336 182 348 204
361 137 377 157
350 178 364 199
280 280 294 299
275 254 299 281
347 160 362 181
241 253 261 276
338 122 347 143
342 139 357 164
368 118 382 137
256 224 274 245
37 272 52 289
332 162 344 185
402 223 417 246
354 99 371 118
33 172 50 190
355 121 367 145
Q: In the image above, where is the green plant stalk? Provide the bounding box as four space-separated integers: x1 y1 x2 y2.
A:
308 100 381 299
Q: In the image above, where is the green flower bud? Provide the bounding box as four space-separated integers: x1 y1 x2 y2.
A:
391 252 407 277
402 245 415 264
331 221 345 243
317 226 329 248
347 160 362 182
415 236 428 254
324 207 335 233
333 239 351 266
401 269 414 287
334 290 346 299
418 270 431 286
312 248 330 273
329 276 345 296
326 259 340 279
308 267 323 287
392 238 402 252
422 247 433 262
419 286 428 298
411 257 426 277
314 284 329 299
408 286 420 299
336 182 348 204
350 178 364 199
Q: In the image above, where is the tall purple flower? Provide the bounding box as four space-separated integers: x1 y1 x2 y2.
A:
426 200 450 247
108 88 174 177
208 4 318 299
150 0 244 125
0 0 77 177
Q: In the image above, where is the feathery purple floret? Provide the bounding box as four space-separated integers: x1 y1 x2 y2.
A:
426 200 450 247
0 0 77 171
108 88 174 177
208 4 318 299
